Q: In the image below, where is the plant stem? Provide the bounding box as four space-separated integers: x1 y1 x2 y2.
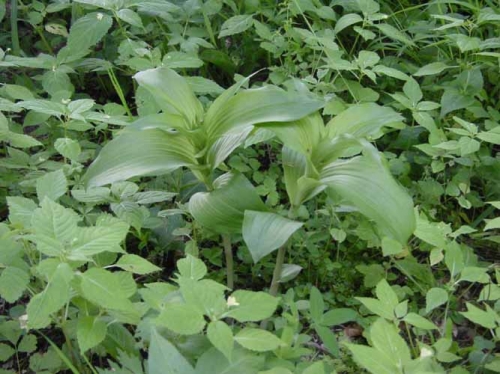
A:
107 68 133 118
11 0 20 55
269 244 286 297
222 234 234 289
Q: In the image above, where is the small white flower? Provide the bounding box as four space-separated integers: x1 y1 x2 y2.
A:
19 314 28 330
420 347 433 358
226 296 239 307
97 13 104 20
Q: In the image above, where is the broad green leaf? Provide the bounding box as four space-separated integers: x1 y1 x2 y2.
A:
134 67 203 127
163 52 204 69
309 287 325 323
346 344 400 374
77 316 107 353
326 103 404 139
242 211 302 263
36 169 67 202
334 14 363 34
375 23 416 47
189 172 267 234
68 12 113 52
0 267 30 303
7 196 37 228
371 318 411 367
375 279 399 310
224 290 278 322
0 343 15 362
194 348 263 374
177 255 207 280
186 77 224 95
381 237 404 256
321 308 358 326
320 152 415 244
116 9 143 28
279 264 302 283
207 321 233 362
356 297 394 320
259 368 293 374
27 263 74 329
485 217 500 231
54 138 81 161
205 86 323 168
15 100 65 117
178 277 226 317
459 267 489 283
403 313 438 330
80 268 136 311
315 325 339 356
259 112 323 155
115 254 160 275
148 329 195 374
414 62 450 76
219 15 254 38
445 241 464 277
426 288 448 313
234 328 283 352
18 334 37 353
157 303 206 335
84 129 197 187
460 303 496 329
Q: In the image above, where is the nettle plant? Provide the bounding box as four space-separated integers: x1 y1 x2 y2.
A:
84 66 416 296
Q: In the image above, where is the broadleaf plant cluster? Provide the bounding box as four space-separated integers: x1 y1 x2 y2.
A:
0 0 499 373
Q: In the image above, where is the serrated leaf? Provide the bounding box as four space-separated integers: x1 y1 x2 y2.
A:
80 268 136 311
207 321 233 362
115 254 160 275
36 169 67 202
234 328 283 352
177 255 207 280
54 138 81 161
27 263 74 329
242 211 302 263
0 343 15 362
356 297 393 320
189 172 267 234
77 316 107 353
68 12 113 52
18 334 37 353
219 15 254 38
371 318 411 367
0 267 30 303
148 329 195 374
157 303 206 335
224 290 278 322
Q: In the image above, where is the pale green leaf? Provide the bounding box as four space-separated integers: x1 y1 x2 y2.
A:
115 254 160 275
219 15 254 38
80 268 136 311
414 62 450 76
370 318 411 367
0 267 30 303
321 308 358 326
163 52 204 69
234 328 283 352
134 67 203 126
27 263 74 329
224 290 278 322
375 23 416 47
157 303 206 335
54 138 81 161
381 236 404 256
77 316 107 353
485 217 500 231
194 348 263 374
116 9 143 28
309 286 325 323
334 13 363 34
7 196 37 228
375 279 399 310
326 103 404 139
148 328 195 374
177 255 207 280
68 12 113 52
207 321 233 362
84 129 197 187
243 211 302 263
320 152 415 244
356 297 394 320
346 344 399 374
460 303 496 329
426 288 448 313
189 172 267 234
36 169 67 202
403 313 438 330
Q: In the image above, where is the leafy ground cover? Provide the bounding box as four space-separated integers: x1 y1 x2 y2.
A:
0 0 499 373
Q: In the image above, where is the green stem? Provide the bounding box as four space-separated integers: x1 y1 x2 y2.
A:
11 0 20 55
222 234 234 289
107 68 133 118
269 245 286 297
